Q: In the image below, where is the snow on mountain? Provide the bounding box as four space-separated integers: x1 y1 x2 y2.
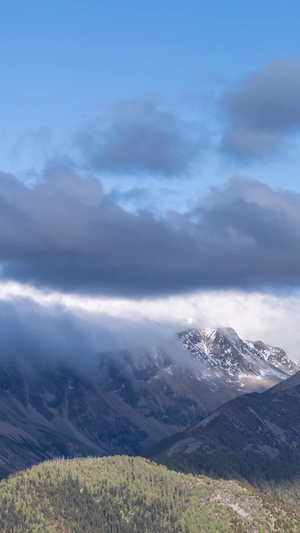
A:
245 339 300 376
0 326 294 478
177 327 289 390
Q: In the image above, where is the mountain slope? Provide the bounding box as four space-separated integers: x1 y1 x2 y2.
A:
1 455 299 532
0 349 241 479
152 370 300 509
0 328 294 478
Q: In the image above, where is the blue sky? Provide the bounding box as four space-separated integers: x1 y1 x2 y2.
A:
1 1 300 355
1 1 300 201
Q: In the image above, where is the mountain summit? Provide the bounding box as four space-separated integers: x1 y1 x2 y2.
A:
178 327 298 390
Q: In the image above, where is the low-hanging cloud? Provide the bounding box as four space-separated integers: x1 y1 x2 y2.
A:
0 294 198 373
1 286 300 364
76 98 199 176
0 298 109 373
1 170 300 296
220 59 300 159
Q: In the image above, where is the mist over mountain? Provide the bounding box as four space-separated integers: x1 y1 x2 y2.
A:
0 323 295 479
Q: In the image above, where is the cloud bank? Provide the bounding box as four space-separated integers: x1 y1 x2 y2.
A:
1 283 300 363
0 170 300 296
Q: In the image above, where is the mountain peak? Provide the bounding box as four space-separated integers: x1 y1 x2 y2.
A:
245 339 300 376
178 326 288 391
218 326 240 340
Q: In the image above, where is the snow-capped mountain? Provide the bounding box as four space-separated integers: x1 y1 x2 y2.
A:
0 326 295 478
245 339 300 376
178 327 295 390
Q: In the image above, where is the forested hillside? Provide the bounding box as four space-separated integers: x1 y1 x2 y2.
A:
0 455 299 532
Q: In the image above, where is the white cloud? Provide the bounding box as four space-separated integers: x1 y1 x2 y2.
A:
0 281 299 361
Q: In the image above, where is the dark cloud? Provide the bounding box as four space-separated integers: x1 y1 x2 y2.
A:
0 297 193 373
76 98 200 176
220 59 300 159
107 187 152 208
1 170 300 295
0 299 100 372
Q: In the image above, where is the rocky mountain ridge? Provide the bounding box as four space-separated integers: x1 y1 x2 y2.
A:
0 327 296 478
161 371 300 459
245 338 299 375
152 368 300 508
178 327 298 388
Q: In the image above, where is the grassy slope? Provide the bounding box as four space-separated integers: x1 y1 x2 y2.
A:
0 456 300 532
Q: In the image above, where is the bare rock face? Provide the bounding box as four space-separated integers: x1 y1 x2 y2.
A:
0 327 295 478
